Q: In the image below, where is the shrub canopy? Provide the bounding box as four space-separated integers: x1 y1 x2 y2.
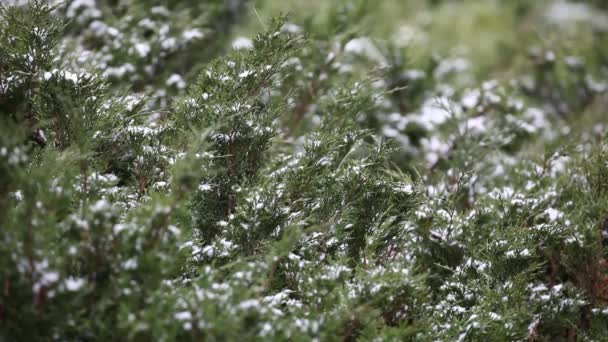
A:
1 0 608 340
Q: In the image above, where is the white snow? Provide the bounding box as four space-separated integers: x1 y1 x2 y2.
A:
166 73 186 89
238 299 261 310
64 277 86 291
183 29 204 41
232 37 254 50
544 208 563 222
91 199 111 213
281 23 301 33
122 258 138 270
174 311 192 321
238 69 255 78
344 37 387 66
198 183 212 191
394 183 414 194
461 89 480 109
435 58 470 78
134 42 151 58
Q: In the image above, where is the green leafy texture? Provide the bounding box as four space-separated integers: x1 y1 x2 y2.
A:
1 1 608 341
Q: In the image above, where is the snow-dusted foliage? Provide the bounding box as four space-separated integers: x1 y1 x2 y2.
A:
1 0 608 340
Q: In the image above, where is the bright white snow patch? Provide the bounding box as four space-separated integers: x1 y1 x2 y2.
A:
134 42 151 58
91 199 111 213
122 258 138 270
174 311 192 321
198 183 212 191
64 277 86 291
183 29 204 41
281 23 301 33
232 37 254 50
166 73 186 89
239 69 255 78
394 183 414 194
544 208 563 222
401 97 456 131
461 89 480 109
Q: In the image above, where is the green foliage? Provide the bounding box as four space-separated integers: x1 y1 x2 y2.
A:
1 1 608 341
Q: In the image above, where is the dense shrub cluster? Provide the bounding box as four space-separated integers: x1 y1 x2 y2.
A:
1 0 608 340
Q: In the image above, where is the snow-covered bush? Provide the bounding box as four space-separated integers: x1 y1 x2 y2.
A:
1 0 608 340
